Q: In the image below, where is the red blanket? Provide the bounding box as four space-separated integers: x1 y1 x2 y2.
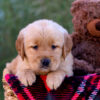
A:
5 73 100 100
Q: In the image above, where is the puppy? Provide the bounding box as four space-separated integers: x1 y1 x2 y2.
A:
3 19 73 90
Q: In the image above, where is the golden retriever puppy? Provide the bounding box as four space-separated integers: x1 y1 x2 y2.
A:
3 19 73 90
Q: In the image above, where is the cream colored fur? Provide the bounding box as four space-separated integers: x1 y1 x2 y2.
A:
3 19 73 90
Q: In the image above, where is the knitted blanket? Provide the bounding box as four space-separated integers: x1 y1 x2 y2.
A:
5 73 100 100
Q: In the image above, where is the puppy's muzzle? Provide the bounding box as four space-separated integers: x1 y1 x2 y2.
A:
41 58 51 68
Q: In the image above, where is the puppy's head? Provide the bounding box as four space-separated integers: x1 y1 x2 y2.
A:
16 19 72 74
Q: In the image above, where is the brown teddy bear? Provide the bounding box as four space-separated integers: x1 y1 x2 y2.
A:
71 0 100 75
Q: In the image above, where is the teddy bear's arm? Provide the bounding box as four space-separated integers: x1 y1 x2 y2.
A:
73 58 94 75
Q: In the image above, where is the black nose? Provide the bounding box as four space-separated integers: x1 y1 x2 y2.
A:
41 58 51 67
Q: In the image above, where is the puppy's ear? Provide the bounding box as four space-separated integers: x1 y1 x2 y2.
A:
16 31 25 60
62 33 73 59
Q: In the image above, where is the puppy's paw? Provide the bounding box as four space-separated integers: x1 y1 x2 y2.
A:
16 70 36 86
46 72 65 90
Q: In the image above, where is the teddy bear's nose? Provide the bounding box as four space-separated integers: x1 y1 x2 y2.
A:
96 21 100 31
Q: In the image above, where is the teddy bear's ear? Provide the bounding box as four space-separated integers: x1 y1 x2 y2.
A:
87 19 100 37
62 33 73 59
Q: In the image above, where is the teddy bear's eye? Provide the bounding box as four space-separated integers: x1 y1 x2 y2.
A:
51 45 57 50
33 45 38 50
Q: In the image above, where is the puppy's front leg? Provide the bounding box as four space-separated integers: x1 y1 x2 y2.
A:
46 70 66 90
16 69 36 86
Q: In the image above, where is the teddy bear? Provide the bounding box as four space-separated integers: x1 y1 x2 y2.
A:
71 0 100 75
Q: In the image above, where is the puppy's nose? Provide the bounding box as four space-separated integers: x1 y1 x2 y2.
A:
41 58 51 67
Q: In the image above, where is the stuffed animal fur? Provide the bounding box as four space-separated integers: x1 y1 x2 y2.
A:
71 0 100 75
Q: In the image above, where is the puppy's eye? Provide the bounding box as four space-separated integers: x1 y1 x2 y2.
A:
51 45 57 50
33 45 38 50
